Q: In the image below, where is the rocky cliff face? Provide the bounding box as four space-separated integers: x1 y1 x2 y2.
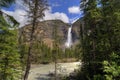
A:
20 19 81 48
72 19 81 43
21 20 69 47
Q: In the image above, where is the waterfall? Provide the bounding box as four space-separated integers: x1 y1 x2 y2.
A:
65 25 72 48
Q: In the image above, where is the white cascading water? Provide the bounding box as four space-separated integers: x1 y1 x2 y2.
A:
65 25 72 48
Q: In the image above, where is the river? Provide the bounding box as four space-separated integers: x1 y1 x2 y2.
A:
28 62 81 80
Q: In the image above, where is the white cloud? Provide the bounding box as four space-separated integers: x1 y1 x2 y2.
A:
43 8 69 23
2 0 29 27
2 0 69 27
2 9 28 27
68 6 80 14
3 8 69 27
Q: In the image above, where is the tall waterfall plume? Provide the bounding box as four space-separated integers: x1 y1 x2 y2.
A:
65 25 72 48
65 17 80 48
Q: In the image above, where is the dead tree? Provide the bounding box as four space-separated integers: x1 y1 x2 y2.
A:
23 0 48 80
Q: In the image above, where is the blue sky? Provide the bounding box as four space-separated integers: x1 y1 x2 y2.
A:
48 0 81 19
2 0 82 27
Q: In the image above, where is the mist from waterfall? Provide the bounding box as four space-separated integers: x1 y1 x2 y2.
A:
65 25 72 48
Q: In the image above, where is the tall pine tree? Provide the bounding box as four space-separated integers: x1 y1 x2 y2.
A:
79 0 120 79
0 12 21 80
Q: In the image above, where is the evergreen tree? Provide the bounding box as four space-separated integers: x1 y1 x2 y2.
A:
101 0 120 79
0 12 21 80
79 0 120 79
0 0 15 8
80 0 102 79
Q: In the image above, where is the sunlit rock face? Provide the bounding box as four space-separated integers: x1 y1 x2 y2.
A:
20 18 81 48
20 20 69 48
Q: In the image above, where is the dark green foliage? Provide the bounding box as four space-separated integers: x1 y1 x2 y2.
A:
103 53 120 80
31 41 53 63
29 40 79 64
20 38 80 64
79 0 120 79
0 13 21 80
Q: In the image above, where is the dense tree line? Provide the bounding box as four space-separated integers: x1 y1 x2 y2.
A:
20 39 80 64
78 0 120 80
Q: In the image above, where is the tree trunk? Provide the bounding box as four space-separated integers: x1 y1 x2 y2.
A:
24 1 38 79
23 0 48 79
24 20 36 80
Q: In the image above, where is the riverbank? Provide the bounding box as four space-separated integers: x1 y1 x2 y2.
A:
28 62 81 80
